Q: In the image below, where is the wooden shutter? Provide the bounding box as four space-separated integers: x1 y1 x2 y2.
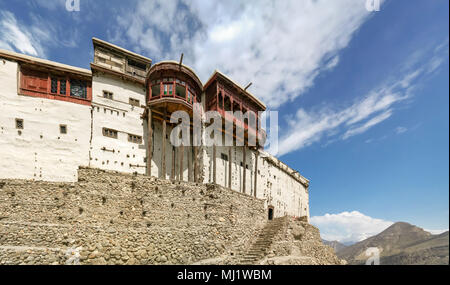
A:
21 69 48 93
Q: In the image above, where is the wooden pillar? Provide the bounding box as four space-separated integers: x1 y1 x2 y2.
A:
146 108 153 176
188 147 193 182
213 144 217 184
254 151 258 198
171 146 176 180
194 147 199 183
242 145 246 194
161 112 167 179
179 143 184 181
228 147 232 189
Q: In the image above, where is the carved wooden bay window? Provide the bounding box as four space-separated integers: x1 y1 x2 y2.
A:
19 67 92 105
149 77 198 105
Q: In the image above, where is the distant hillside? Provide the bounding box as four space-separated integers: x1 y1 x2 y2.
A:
322 240 348 253
337 222 449 265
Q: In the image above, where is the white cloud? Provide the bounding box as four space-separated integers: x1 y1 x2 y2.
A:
311 211 394 243
0 11 46 56
270 71 412 156
270 39 448 156
110 0 375 108
425 229 449 235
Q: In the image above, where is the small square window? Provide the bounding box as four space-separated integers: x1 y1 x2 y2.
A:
103 91 113 100
221 153 229 161
15 119 24 129
60 125 67 134
129 98 140 107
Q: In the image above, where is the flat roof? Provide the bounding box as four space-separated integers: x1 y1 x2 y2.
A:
0 48 92 77
205 70 266 110
92 37 152 64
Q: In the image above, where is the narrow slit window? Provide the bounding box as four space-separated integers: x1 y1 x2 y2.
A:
60 80 66 95
51 78 58 93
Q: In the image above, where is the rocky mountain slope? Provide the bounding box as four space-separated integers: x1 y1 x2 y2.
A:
337 222 449 265
323 240 347 253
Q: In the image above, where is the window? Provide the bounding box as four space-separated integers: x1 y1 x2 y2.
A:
176 84 185 98
51 78 58 93
70 80 87 99
15 118 23 129
103 91 113 100
221 153 229 161
129 98 140 107
164 84 173 95
60 124 67 134
60 80 66 95
128 134 142 144
103 128 118 139
151 84 160 98
127 59 146 71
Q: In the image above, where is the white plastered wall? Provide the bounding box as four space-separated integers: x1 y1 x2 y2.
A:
0 59 91 182
90 73 148 175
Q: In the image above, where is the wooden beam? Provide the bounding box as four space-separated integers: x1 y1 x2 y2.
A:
254 152 258 198
179 143 184 181
194 146 198 183
146 108 153 176
213 144 217 184
171 146 175 180
161 110 167 179
243 145 246 194
188 146 193 182
228 147 232 189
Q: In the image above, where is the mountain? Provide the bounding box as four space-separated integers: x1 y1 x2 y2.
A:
322 240 348 253
337 222 449 265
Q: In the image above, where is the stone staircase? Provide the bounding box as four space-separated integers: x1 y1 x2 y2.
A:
238 217 287 264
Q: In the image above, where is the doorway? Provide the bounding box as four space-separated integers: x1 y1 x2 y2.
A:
268 206 274 220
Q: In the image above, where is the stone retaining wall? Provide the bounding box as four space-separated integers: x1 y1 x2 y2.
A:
0 167 266 265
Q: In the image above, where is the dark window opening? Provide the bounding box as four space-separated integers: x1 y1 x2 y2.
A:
218 92 223 109
268 207 274 220
224 96 232 111
60 80 66 95
70 80 87 99
51 78 58 93
103 128 118 139
221 153 229 161
128 134 142 144
103 91 113 100
176 84 186 99
129 98 140 107
15 118 23 129
60 124 67 134
151 84 160 98
128 59 147 71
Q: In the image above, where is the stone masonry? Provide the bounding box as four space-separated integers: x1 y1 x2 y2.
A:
0 167 266 265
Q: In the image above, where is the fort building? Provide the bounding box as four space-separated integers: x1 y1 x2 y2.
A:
0 38 309 221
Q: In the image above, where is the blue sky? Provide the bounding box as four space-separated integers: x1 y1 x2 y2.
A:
0 0 448 243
